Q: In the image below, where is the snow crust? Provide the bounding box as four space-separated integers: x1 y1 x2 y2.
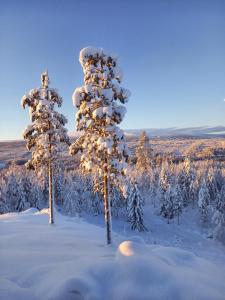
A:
1 209 225 300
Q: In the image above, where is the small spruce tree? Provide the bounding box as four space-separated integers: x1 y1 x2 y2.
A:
172 183 183 225
161 185 174 224
198 179 210 225
127 182 147 231
5 174 21 211
15 187 27 212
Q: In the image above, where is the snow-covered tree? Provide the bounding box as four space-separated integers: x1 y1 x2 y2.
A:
39 170 49 207
5 174 20 211
206 167 218 203
20 176 34 207
214 166 224 192
135 131 154 197
0 187 8 214
127 182 147 231
189 175 199 209
148 169 158 207
172 183 183 225
4 173 27 212
212 185 225 242
157 163 169 209
15 188 26 212
158 163 169 194
70 47 130 244
160 185 174 224
21 71 70 223
198 179 210 225
111 187 127 218
83 177 103 215
135 131 153 172
90 191 102 216
32 184 43 210
177 158 193 207
63 179 80 216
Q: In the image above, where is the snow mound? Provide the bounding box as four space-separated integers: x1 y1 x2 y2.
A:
117 238 146 257
1 210 225 300
0 278 37 300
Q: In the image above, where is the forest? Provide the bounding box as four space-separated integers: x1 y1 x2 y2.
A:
0 47 225 246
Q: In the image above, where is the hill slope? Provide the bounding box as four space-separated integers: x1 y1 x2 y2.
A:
1 209 225 300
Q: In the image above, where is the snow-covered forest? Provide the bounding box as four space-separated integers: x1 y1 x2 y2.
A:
1 46 225 299
1 144 225 243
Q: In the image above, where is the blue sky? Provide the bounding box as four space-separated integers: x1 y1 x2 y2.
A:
0 0 225 140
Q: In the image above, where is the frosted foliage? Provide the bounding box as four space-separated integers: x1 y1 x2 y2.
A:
212 185 225 241
70 47 130 195
172 184 183 224
198 179 210 224
127 183 146 231
136 131 152 172
21 71 70 171
160 185 174 221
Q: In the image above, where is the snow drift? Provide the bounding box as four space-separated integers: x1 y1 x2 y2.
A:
0 209 225 300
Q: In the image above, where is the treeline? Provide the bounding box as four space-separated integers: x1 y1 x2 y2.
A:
0 155 225 243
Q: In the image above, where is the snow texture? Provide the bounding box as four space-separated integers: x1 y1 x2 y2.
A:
1 209 225 300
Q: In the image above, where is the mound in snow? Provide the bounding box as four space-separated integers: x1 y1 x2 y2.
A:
0 209 225 300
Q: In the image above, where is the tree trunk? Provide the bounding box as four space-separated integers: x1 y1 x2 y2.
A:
103 155 112 244
49 160 54 224
48 126 54 225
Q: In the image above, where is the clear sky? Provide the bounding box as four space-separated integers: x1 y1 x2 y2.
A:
0 0 225 140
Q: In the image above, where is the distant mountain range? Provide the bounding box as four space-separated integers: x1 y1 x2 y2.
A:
124 126 225 138
67 126 225 139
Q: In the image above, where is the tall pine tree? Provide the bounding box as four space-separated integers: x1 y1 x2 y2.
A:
70 47 130 244
21 71 70 224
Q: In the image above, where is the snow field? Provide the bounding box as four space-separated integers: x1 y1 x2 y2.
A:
1 209 225 300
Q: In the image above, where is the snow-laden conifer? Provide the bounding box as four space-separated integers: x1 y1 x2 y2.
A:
178 158 193 207
212 184 225 242
0 187 8 214
70 47 130 244
206 167 218 202
135 131 153 172
158 163 169 194
198 179 210 225
21 71 70 224
62 179 80 216
161 184 174 223
127 182 147 231
5 173 21 211
173 183 183 225
157 163 169 210
15 188 26 212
